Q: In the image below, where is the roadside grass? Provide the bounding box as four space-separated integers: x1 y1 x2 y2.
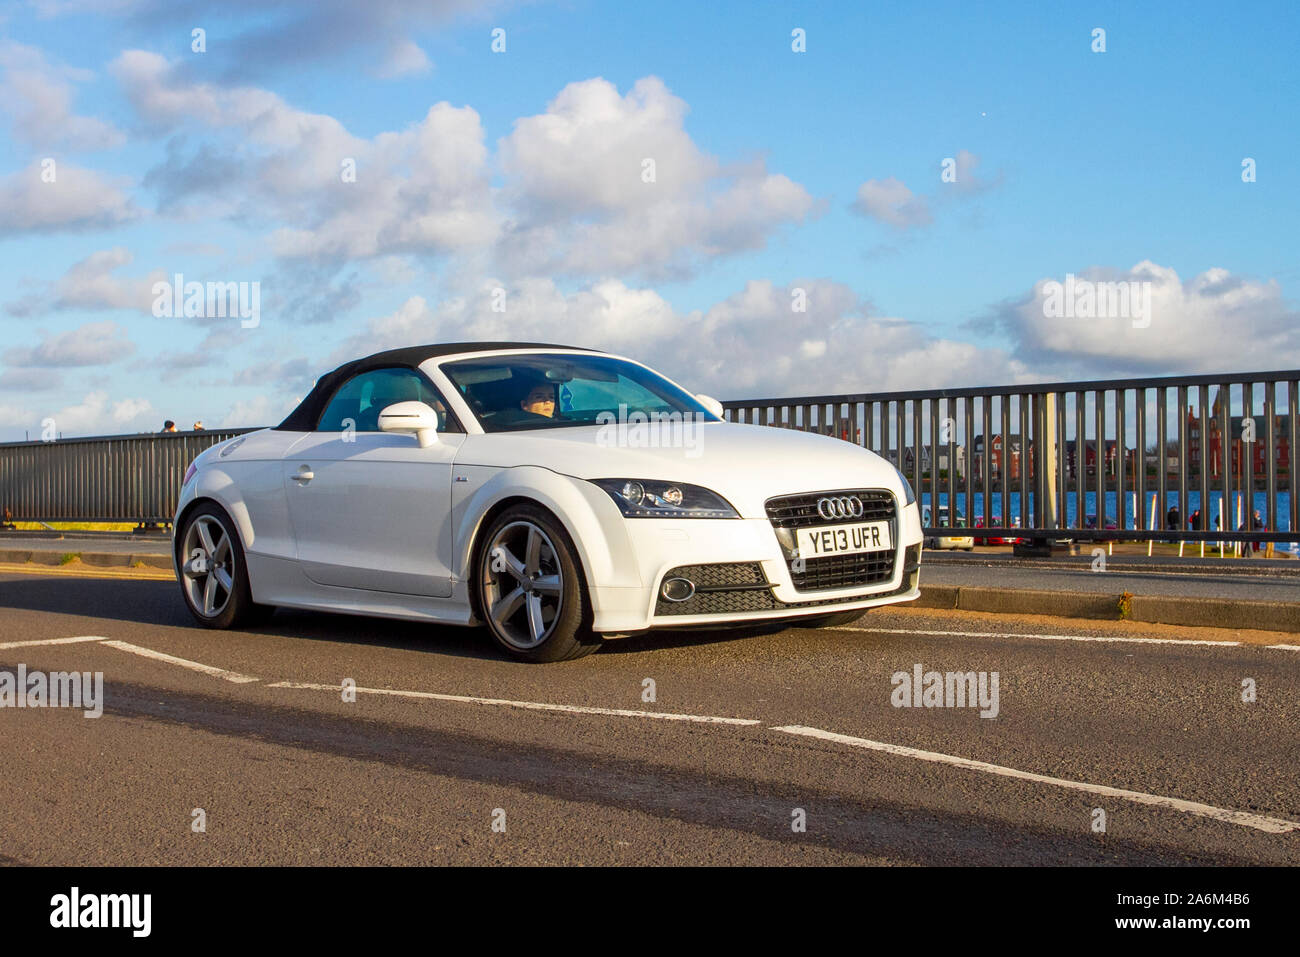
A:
12 521 139 532
1117 591 1134 619
0 560 174 580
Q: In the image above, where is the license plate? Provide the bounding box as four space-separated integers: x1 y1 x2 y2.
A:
796 521 893 558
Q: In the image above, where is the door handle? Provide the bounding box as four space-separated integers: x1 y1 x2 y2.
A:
292 465 314 483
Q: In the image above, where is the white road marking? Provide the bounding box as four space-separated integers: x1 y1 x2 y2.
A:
268 681 761 725
0 635 110 650
14 633 1298 837
829 625 1240 647
771 725 1300 835
102 640 259 684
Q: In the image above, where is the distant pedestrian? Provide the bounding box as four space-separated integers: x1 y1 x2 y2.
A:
160 420 176 433
1244 509 1265 554
192 421 205 431
1165 505 1180 530
1188 508 1202 531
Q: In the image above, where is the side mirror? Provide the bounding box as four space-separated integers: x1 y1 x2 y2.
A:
695 394 724 419
378 401 440 448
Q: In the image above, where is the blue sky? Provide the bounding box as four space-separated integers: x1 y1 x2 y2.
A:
0 0 1297 439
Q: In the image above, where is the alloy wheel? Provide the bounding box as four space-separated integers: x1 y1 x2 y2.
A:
181 514 235 618
482 520 564 649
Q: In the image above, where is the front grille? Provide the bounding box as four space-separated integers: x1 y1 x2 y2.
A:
792 550 895 590
766 488 899 591
666 562 767 588
653 559 915 617
655 562 775 616
765 489 895 529
656 587 779 616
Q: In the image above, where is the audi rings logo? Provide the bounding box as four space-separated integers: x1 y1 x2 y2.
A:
816 495 864 521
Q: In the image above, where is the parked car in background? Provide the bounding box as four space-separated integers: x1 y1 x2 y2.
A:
923 505 974 550
1083 514 1119 543
973 514 1028 546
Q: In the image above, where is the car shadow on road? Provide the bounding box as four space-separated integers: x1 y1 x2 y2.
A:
254 608 503 661
0 574 817 662
0 575 503 662
0 575 192 626
600 622 794 654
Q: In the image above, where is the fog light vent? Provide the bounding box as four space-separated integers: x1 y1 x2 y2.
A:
660 577 696 602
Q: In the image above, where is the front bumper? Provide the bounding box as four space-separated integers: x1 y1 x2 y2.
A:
587 501 924 632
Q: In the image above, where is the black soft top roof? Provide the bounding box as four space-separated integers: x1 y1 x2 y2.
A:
274 341 598 432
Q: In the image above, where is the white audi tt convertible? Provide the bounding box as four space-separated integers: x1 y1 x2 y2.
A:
173 343 923 661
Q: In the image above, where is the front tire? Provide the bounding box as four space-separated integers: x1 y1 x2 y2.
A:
177 502 272 629
476 504 600 662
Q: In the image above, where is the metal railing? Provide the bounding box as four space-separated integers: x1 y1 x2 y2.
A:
0 429 254 525
3 368 1298 545
723 369 1300 545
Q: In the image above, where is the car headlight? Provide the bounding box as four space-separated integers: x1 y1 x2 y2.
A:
591 479 739 518
892 465 917 506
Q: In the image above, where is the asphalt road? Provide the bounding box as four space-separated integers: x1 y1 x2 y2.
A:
1 570 1298 865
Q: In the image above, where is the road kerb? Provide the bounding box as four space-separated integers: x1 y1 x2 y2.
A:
1129 594 1299 633
900 585 1300 633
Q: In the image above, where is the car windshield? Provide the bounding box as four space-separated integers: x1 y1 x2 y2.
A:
440 353 720 433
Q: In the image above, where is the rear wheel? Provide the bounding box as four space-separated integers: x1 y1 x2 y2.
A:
476 504 600 662
177 502 273 629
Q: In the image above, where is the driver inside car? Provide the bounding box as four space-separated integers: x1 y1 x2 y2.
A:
519 382 556 418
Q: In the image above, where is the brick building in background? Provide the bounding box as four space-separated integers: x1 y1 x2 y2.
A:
1187 387 1292 479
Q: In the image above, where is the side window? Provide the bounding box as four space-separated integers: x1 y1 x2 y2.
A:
317 367 458 433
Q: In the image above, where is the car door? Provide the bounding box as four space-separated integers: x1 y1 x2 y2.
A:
282 366 463 598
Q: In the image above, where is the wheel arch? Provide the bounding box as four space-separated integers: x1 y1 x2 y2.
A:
181 467 257 546
457 469 642 605
464 495 591 625
172 493 253 572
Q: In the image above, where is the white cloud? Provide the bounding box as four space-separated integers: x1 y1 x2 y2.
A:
672 279 1024 396
946 149 998 194
851 177 932 229
0 390 155 437
853 151 998 229
0 42 124 150
377 39 433 78
0 161 137 236
115 50 497 261
114 63 813 279
6 247 162 316
231 356 314 391
333 276 1025 399
51 1 502 81
0 367 61 391
271 102 497 260
995 261 1300 375
219 392 296 428
4 320 137 367
497 77 816 277
113 50 359 150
